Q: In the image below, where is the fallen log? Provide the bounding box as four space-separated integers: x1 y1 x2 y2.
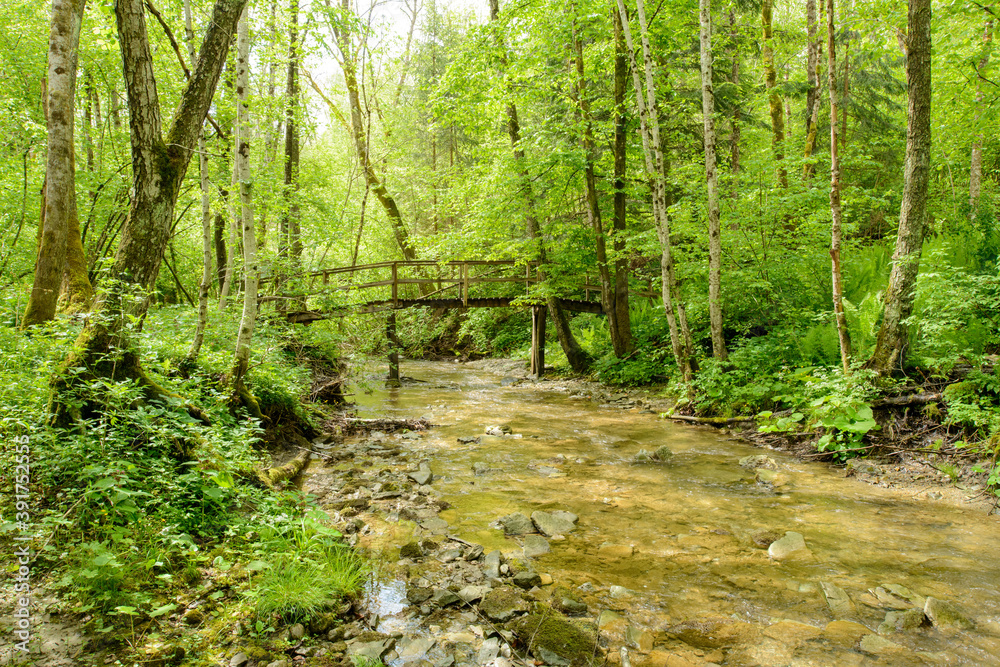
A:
667 414 756 425
257 449 310 487
871 392 942 408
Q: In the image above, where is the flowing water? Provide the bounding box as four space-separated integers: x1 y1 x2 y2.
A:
342 360 1000 665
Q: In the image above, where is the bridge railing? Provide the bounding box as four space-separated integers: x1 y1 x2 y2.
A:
258 260 659 320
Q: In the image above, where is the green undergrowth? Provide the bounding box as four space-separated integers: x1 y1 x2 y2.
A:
0 306 369 660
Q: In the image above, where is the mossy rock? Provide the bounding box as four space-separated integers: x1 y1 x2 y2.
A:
509 610 601 666
479 586 529 623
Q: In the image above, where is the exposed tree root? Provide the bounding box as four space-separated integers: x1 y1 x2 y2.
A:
257 449 310 487
50 323 211 428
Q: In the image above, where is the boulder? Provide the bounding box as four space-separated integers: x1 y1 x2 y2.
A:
500 512 534 535
820 582 858 620
523 534 550 557
750 530 782 548
457 585 491 604
431 588 461 607
399 542 424 559
509 612 601 666
924 597 974 630
483 550 503 579
877 609 927 635
767 532 809 560
739 455 777 470
480 587 529 623
472 462 491 475
512 570 542 590
652 446 673 462
348 634 397 662
458 436 482 444
486 425 513 436
531 511 576 537
406 585 433 605
408 464 434 486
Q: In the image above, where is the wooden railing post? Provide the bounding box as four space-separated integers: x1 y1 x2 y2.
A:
462 262 469 307
391 262 398 307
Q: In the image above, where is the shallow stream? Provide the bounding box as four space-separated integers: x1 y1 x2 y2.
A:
340 360 1000 665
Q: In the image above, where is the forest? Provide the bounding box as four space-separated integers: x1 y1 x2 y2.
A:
2 0 1000 663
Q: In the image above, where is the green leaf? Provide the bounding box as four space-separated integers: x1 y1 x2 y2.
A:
149 603 177 618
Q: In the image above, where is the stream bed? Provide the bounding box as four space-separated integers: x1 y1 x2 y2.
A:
303 360 1000 666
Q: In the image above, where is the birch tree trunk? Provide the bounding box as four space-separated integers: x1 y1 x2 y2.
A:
185 0 214 362
489 0 589 372
802 0 822 179
231 6 261 414
827 0 851 374
23 0 87 327
728 9 741 188
616 0 694 381
970 17 993 218
700 0 727 360
336 0 417 263
865 0 931 376
761 0 787 188
52 0 247 424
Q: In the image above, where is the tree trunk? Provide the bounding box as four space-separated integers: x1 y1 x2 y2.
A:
184 0 213 362
60 181 93 312
616 0 694 381
572 7 630 357
761 0 787 188
970 17 993 218
803 0 823 179
728 9 741 188
827 0 851 374
612 6 634 355
52 0 248 423
865 0 931 376
700 0 727 360
490 0 589 373
336 0 417 263
23 0 87 327
283 0 302 269
231 7 261 415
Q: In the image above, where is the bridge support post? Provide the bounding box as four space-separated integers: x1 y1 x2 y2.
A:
387 311 400 382
530 305 546 379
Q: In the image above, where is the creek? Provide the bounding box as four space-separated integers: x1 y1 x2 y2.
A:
311 360 1000 666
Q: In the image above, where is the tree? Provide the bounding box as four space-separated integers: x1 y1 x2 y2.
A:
230 5 262 415
616 0 695 381
827 0 850 374
761 0 787 188
699 0 726 360
489 0 590 372
185 0 215 362
865 0 931 375
611 5 634 357
802 0 823 178
571 3 632 357
52 0 248 422
22 0 87 327
969 14 993 218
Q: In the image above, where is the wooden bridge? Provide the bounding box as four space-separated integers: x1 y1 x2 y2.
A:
259 260 655 379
